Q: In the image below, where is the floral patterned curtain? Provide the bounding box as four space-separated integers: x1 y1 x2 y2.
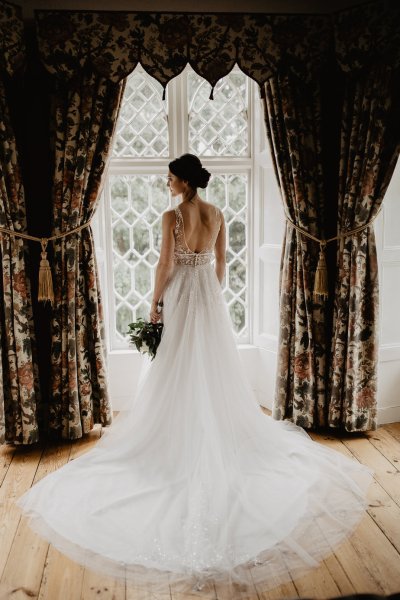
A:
328 2 400 431
261 74 328 429
47 73 125 439
263 0 400 432
35 11 330 90
0 1 41 444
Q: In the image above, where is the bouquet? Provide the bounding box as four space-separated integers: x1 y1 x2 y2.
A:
127 317 164 361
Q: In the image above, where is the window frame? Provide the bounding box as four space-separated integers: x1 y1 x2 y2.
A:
94 64 259 352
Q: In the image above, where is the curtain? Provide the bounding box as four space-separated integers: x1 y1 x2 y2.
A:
329 67 400 431
328 3 400 431
48 71 125 439
35 11 330 94
263 1 400 432
261 74 328 429
0 1 41 444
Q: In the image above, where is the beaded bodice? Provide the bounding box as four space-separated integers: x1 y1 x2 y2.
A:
174 204 221 266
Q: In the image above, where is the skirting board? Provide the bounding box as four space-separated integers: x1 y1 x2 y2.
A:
110 394 400 427
377 405 400 425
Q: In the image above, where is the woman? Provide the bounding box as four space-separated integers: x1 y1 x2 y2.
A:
16 154 373 598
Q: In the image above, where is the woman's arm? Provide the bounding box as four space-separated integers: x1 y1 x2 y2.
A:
214 210 226 285
150 210 175 323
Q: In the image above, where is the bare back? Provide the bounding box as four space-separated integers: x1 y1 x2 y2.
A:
176 199 220 253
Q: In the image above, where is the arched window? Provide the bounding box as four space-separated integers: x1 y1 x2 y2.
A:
95 64 254 349
113 70 169 157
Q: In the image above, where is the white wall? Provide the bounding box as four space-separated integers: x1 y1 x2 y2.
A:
375 161 400 424
251 94 283 410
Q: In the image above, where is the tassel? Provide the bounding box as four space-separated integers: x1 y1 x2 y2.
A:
313 241 329 300
38 238 54 305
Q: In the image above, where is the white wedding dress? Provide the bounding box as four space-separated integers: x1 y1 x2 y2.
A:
16 203 373 598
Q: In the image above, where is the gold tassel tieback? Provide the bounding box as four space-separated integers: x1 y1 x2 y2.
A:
38 238 54 305
313 241 329 300
283 203 384 302
0 218 94 306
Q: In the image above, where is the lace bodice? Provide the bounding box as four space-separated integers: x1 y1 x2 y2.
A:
174 204 221 266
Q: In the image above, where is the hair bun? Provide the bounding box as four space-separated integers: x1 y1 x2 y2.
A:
198 167 211 189
168 154 211 190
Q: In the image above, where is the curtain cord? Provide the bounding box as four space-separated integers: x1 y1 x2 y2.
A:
0 217 94 306
283 202 384 300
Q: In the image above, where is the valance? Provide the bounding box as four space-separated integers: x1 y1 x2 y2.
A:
334 0 400 72
35 11 331 91
0 0 26 76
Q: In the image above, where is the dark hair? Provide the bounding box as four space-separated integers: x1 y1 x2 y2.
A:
168 154 211 190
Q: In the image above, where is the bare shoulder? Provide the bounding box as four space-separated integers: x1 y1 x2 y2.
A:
212 205 223 222
162 209 176 223
160 209 176 234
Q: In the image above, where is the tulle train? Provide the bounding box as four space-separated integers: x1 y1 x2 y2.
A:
16 262 373 598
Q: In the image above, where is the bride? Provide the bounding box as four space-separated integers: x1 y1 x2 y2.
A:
16 154 373 598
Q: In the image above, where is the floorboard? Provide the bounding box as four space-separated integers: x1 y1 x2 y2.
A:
2 417 400 599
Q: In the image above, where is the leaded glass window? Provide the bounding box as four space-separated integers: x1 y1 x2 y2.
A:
188 70 248 156
206 175 248 337
110 174 168 339
112 70 168 157
103 65 252 349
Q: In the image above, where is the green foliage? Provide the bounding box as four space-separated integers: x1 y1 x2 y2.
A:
127 318 164 361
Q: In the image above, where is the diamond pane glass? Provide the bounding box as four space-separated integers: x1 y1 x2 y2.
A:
206 174 248 336
116 305 133 338
110 172 248 341
110 174 170 340
112 69 168 158
188 68 248 157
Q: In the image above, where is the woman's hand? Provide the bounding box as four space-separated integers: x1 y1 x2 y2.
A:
150 301 162 324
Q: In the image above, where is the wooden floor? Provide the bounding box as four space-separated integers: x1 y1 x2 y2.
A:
1 414 400 600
